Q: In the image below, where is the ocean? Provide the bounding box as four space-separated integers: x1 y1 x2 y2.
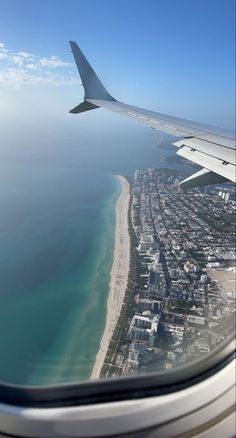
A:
0 162 120 385
0 138 193 386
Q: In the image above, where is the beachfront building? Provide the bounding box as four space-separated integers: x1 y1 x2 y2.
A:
128 315 159 348
148 263 162 293
138 233 159 252
127 349 139 366
138 298 161 314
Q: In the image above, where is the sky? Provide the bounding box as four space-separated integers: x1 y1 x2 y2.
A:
0 0 235 165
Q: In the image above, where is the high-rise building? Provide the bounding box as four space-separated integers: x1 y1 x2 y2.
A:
200 274 208 283
148 264 161 293
225 192 230 203
128 315 159 348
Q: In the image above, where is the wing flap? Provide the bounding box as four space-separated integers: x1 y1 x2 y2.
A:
173 138 236 165
180 168 229 189
177 146 236 182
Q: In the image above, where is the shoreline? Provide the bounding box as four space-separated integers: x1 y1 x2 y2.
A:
90 175 130 380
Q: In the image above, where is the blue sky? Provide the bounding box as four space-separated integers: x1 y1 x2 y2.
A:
0 0 235 163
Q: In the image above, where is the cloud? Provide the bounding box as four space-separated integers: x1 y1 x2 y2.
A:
24 63 40 71
38 56 72 68
0 53 8 60
16 51 35 59
0 42 77 87
0 67 79 87
12 55 24 67
0 42 9 55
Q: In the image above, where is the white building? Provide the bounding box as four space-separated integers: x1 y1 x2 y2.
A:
207 262 220 268
164 323 184 341
129 315 159 348
127 349 139 366
138 234 159 252
200 274 208 283
187 315 205 327
225 192 230 203
138 298 161 314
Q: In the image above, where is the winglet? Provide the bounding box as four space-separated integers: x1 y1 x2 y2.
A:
69 41 115 101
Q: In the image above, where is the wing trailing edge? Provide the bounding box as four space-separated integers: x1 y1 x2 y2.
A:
180 168 229 189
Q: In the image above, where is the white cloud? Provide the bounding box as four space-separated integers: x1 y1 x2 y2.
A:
16 51 35 59
0 67 79 88
12 55 24 67
38 56 72 68
0 53 8 59
24 63 40 71
0 42 77 87
0 43 9 55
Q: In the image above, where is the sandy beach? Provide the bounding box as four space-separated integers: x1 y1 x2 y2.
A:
90 175 130 379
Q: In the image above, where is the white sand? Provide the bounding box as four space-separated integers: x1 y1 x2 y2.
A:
90 176 130 380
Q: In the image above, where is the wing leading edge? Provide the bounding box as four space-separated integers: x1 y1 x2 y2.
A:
69 41 236 188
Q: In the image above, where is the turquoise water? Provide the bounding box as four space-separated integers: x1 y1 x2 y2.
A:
0 162 120 385
0 137 193 386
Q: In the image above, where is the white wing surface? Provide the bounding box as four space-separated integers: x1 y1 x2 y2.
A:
69 41 235 188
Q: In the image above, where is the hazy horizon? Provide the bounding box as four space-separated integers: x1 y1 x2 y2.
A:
0 0 235 170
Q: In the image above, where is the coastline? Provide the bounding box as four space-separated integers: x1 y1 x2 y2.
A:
90 175 130 380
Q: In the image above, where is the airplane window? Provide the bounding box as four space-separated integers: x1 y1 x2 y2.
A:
0 0 235 401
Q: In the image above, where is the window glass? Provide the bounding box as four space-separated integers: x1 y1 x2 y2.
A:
0 0 235 387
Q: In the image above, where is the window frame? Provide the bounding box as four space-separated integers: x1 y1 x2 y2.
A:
0 333 235 408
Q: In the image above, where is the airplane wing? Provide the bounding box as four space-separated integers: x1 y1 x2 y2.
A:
69 41 236 189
